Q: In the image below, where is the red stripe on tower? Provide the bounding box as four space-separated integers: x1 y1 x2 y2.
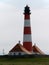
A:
25 14 30 19
24 27 31 34
23 5 32 52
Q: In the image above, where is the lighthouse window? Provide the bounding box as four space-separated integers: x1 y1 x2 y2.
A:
19 52 21 55
14 53 16 55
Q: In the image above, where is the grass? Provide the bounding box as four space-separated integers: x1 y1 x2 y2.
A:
0 55 49 65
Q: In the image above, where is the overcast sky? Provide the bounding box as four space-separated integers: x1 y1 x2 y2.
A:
0 0 49 55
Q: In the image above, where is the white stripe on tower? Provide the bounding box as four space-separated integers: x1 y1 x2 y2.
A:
23 34 32 42
24 20 30 27
23 5 32 52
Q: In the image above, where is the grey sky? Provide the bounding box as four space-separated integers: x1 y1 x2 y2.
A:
0 0 49 54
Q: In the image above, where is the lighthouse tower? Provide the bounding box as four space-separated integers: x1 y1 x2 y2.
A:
9 5 45 55
23 5 32 52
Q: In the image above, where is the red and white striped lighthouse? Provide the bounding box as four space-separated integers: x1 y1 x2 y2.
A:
23 5 32 52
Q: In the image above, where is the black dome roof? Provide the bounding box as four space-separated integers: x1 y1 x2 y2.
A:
24 5 31 14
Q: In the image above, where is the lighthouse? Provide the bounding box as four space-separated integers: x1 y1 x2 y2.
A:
23 5 32 52
9 5 45 55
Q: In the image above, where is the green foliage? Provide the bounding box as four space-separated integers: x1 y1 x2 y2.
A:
0 56 49 65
